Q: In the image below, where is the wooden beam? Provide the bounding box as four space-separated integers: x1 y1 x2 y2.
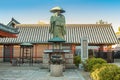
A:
0 30 17 38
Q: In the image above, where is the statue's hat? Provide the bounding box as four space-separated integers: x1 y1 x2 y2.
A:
50 6 65 13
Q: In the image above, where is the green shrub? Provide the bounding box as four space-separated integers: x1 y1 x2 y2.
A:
91 63 106 72
91 63 116 72
98 65 119 80
114 74 120 80
74 56 81 67
91 64 120 80
83 58 107 72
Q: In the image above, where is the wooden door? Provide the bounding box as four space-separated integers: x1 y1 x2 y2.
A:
3 45 13 62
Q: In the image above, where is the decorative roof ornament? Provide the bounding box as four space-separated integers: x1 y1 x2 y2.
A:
7 18 20 27
96 19 108 24
50 6 65 13
11 18 20 24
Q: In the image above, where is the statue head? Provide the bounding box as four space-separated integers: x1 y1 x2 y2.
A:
50 6 65 13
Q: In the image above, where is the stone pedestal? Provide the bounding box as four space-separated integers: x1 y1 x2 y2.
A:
65 54 73 64
42 53 75 69
81 37 88 61
64 54 75 68
50 64 63 77
43 54 49 63
41 54 49 68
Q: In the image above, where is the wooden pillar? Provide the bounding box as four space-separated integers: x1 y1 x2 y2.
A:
22 47 24 64
99 46 104 52
107 45 112 52
48 44 49 49
35 44 37 60
32 46 33 65
10 45 13 62
71 44 75 54
107 45 113 63
19 47 21 66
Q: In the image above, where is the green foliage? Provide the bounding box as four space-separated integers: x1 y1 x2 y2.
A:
83 58 107 72
74 56 81 67
114 74 120 80
91 63 105 72
91 64 120 80
82 60 88 71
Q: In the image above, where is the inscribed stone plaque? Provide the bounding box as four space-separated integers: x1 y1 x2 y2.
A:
81 37 88 61
83 40 87 58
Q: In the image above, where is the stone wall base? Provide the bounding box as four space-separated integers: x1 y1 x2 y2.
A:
0 58 3 62
114 59 120 63
41 63 76 69
65 64 76 69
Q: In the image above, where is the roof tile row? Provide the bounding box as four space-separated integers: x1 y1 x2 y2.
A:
0 24 118 45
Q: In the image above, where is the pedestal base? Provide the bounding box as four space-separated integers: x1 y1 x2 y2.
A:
41 64 49 69
50 64 63 77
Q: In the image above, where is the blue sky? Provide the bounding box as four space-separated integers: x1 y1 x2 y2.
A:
0 0 120 32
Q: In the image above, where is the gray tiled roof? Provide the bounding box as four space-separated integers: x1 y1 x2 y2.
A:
0 23 19 34
0 24 118 45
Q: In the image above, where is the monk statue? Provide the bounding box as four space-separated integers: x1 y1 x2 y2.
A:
49 6 66 39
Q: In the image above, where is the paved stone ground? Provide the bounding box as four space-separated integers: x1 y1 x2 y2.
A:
0 62 119 80
79 70 91 80
113 62 120 67
0 63 86 80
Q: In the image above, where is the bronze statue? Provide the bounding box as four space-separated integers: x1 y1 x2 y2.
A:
49 6 66 39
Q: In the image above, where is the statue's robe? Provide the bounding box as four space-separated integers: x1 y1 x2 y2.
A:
49 14 66 39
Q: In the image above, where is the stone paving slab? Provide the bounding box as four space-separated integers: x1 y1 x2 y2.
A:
0 65 85 80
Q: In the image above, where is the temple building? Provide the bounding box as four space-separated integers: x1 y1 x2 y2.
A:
0 18 19 62
0 18 19 38
0 19 118 62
